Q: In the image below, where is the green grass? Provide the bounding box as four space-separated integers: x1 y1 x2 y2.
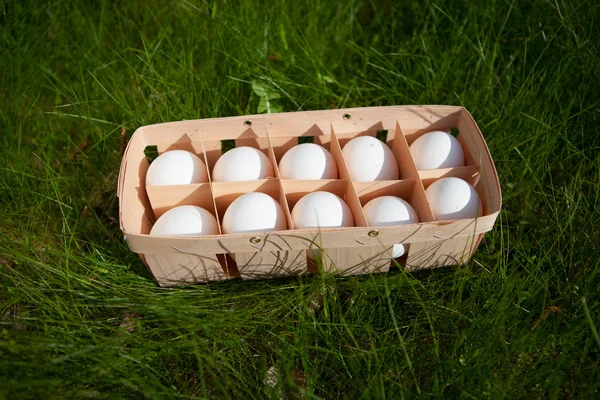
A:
1 0 599 398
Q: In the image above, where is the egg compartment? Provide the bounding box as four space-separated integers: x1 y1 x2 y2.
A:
407 166 485 272
141 182 229 286
331 119 417 181
419 165 484 213
141 134 214 217
210 178 305 280
119 106 502 286
200 127 275 183
353 178 435 272
266 127 339 180
141 134 210 212
402 108 478 170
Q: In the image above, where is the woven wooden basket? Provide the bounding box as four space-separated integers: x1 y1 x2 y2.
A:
118 106 501 286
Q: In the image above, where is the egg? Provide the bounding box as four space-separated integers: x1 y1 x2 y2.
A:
222 192 287 234
409 130 465 170
390 244 406 259
278 143 338 180
291 191 354 229
342 136 399 181
145 150 208 186
362 196 419 258
150 205 218 236
212 146 274 182
425 177 482 220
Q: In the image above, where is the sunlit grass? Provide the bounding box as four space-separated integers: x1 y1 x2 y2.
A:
1 0 599 398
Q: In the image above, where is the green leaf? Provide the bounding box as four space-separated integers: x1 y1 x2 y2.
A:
257 98 283 114
252 80 282 114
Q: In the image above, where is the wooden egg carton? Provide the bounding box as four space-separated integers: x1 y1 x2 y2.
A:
118 106 502 286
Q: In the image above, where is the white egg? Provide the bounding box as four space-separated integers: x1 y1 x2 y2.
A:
212 146 274 182
391 244 406 259
426 177 482 220
222 192 287 234
342 136 399 181
278 143 338 180
362 196 419 258
409 130 465 170
150 205 218 236
146 150 208 186
291 191 354 229
362 196 419 227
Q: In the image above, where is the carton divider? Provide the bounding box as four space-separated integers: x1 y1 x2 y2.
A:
200 134 223 235
392 120 419 180
328 124 352 181
145 183 218 220
419 165 481 188
353 180 416 208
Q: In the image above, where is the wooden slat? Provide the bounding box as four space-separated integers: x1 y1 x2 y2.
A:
146 183 216 219
145 253 228 286
123 212 498 255
322 246 392 276
233 250 307 280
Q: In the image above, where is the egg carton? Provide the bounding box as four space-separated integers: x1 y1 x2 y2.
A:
118 106 502 286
